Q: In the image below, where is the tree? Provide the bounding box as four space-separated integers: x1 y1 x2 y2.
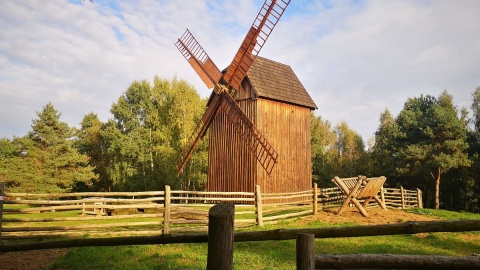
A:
371 108 400 178
332 121 368 177
103 77 207 191
395 91 471 209
76 113 112 191
1 103 96 193
310 114 336 186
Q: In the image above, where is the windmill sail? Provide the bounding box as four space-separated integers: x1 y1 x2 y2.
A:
176 94 223 174
175 29 222 89
224 0 291 90
174 0 291 175
220 92 279 174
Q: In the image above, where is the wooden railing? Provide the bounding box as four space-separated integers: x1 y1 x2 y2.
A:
0 181 423 241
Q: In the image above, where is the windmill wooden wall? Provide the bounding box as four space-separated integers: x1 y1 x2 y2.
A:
207 97 312 194
207 57 316 195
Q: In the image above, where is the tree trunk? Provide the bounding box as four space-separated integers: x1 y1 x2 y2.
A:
435 167 441 210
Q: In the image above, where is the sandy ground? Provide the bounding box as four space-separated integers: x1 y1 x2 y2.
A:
0 208 437 270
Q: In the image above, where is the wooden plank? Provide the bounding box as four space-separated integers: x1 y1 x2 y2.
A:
2 219 479 252
163 185 171 234
5 191 164 198
315 254 480 270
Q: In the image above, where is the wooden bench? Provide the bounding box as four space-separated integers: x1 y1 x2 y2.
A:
332 176 387 217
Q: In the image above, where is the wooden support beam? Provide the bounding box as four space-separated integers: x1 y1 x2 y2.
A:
255 185 263 227
296 233 314 270
163 185 171 234
207 203 235 270
313 183 318 215
315 254 480 270
1 219 480 252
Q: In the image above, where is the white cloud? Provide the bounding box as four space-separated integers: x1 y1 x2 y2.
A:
0 0 479 142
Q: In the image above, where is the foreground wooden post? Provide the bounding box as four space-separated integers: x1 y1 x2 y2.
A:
296 233 315 270
163 185 171 234
207 203 234 270
255 185 263 226
0 182 4 241
313 183 318 215
417 188 423 208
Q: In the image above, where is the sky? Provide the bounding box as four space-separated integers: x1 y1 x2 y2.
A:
1 0 479 144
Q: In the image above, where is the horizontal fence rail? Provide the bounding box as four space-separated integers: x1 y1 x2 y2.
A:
1 179 422 242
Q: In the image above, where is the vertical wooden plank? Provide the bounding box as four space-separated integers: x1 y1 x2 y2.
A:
417 189 423 208
0 182 4 241
255 185 263 226
313 183 318 215
380 186 386 207
296 233 315 270
163 185 171 234
400 186 405 210
207 203 235 270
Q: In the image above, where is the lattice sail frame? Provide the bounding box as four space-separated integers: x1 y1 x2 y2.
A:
174 0 290 175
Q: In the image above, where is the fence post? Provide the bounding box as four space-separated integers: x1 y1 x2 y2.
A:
417 189 423 208
163 185 171 234
313 183 318 215
400 186 405 210
255 185 263 227
380 187 386 208
207 203 234 270
0 182 4 241
296 233 315 270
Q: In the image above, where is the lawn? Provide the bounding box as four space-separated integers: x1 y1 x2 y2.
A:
43 208 480 270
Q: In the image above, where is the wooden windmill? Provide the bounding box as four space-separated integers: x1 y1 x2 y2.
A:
175 0 317 194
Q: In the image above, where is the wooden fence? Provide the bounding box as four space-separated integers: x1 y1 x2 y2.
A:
0 181 422 241
296 231 480 270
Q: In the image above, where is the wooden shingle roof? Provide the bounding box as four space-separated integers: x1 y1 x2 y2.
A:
246 56 317 109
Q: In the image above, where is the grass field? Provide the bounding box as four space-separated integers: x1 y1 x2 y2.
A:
41 208 480 270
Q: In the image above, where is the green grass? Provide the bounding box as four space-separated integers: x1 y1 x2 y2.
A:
46 209 480 270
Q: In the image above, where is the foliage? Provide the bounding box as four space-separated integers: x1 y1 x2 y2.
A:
0 103 96 193
310 114 336 186
333 121 370 177
2 75 480 212
81 76 208 191
371 109 399 179
311 115 369 186
397 92 470 209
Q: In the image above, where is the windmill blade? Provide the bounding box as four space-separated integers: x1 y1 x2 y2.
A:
175 29 222 89
176 94 223 174
223 0 291 90
220 92 279 174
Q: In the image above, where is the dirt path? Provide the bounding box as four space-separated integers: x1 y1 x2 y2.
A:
0 208 437 270
301 207 439 225
0 248 69 270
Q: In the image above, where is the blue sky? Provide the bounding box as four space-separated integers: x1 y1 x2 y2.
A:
1 0 479 145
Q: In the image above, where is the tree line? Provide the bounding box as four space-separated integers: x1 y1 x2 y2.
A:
0 77 478 212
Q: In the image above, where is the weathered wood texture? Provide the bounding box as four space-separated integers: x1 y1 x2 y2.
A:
296 233 314 270
2 183 422 240
208 97 312 199
315 254 480 270
207 203 234 270
2 219 479 252
257 99 312 195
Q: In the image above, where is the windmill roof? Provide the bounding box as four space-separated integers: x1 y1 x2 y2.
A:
246 56 317 109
